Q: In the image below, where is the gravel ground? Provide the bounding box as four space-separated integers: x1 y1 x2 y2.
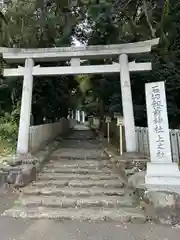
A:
0 218 179 240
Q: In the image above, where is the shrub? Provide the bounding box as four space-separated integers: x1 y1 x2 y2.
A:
0 122 18 144
0 118 18 156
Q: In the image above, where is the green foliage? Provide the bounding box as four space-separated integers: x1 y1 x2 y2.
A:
0 115 18 155
0 10 7 37
0 121 18 143
74 0 180 128
0 0 79 127
0 105 19 142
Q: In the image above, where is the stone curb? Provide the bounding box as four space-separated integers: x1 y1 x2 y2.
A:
91 127 129 184
92 127 147 179
0 136 65 188
103 146 129 184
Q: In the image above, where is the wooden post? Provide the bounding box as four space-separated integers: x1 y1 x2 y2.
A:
107 122 110 143
116 116 124 156
119 125 123 155
105 116 111 143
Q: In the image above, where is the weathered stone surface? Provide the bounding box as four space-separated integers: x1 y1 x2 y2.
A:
1 137 62 187
3 207 146 222
15 195 134 208
128 171 146 189
143 190 180 225
52 155 108 160
45 162 112 169
68 179 124 188
125 168 139 176
53 149 104 155
2 128 145 223
32 179 124 188
0 154 22 167
7 158 22 167
7 171 19 184
48 159 108 165
41 167 112 174
22 186 126 197
144 191 175 208
0 171 8 186
14 165 37 188
38 173 120 181
6 163 37 186
2 153 38 167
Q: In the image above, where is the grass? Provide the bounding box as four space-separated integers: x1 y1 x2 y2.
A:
0 120 18 160
0 140 16 159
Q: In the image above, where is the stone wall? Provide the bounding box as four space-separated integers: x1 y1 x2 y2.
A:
29 118 69 152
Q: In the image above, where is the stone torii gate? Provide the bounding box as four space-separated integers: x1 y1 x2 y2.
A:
1 38 159 154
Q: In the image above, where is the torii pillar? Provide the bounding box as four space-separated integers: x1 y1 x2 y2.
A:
119 54 136 152
82 111 85 123
17 58 34 154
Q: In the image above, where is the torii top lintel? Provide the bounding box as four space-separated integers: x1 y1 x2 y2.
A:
0 38 159 63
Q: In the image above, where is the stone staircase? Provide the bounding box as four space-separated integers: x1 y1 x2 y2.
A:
2 130 146 222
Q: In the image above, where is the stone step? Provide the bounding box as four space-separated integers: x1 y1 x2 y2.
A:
64 137 94 140
53 146 102 150
15 195 134 208
41 168 112 174
51 156 108 161
52 150 105 155
52 153 104 158
57 145 100 150
49 157 107 162
47 159 110 166
44 163 112 170
48 159 108 164
32 179 124 188
23 186 125 197
37 173 120 181
3 206 146 222
53 149 103 154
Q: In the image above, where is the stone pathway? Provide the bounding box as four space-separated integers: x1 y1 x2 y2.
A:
1 126 180 239
2 128 145 222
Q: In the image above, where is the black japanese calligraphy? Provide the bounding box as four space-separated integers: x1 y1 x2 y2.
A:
151 85 165 158
154 125 164 134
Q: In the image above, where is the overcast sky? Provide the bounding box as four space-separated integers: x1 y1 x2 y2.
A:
72 37 83 47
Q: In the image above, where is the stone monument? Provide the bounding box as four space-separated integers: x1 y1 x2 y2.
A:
145 81 180 185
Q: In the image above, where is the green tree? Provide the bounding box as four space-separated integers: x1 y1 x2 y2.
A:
0 0 79 125
74 0 180 128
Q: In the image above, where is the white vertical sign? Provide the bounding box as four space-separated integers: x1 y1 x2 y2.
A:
145 81 172 163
